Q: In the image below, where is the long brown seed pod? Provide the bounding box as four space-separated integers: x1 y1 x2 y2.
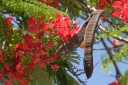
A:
57 15 92 55
84 10 105 79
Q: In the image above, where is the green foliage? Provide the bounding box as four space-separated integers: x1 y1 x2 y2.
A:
0 14 6 46
118 70 128 85
113 44 128 61
109 24 128 36
51 67 79 85
87 0 99 7
29 66 52 85
100 53 112 71
58 0 86 19
96 24 128 40
1 0 68 19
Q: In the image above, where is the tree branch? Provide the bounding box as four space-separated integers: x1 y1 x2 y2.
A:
68 68 87 85
101 38 121 79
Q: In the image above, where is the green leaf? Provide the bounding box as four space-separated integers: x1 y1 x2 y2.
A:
2 0 68 20
113 44 128 61
119 70 128 85
32 66 52 85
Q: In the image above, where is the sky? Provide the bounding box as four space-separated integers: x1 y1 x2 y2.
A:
74 18 128 85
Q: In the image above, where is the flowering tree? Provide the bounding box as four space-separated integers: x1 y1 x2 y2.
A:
0 0 128 85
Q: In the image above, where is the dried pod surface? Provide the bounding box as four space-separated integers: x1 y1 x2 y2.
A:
84 10 105 79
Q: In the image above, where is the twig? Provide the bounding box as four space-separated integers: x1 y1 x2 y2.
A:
75 0 128 43
93 47 121 50
68 68 87 85
99 25 128 43
65 2 74 13
101 38 121 79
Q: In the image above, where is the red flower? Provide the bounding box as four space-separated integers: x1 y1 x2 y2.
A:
28 25 38 33
16 62 22 70
23 34 35 49
46 40 53 47
15 43 23 51
112 1 124 10
50 64 60 70
97 0 113 9
51 52 60 61
0 49 2 57
50 13 79 42
26 17 36 25
112 12 122 19
0 74 3 80
4 16 13 25
79 45 84 49
5 32 10 38
4 80 11 85
108 80 120 85
39 0 60 8
28 59 35 70
112 0 128 23
27 17 48 34
1 64 11 76
12 72 23 79
19 79 27 85
112 39 117 45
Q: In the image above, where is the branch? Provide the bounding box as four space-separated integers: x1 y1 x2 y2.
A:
93 46 121 50
75 0 128 43
99 25 128 43
68 68 87 85
101 38 121 79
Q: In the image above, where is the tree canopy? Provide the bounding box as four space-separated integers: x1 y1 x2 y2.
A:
0 0 128 85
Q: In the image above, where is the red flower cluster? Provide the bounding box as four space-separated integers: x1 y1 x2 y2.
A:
4 16 13 30
108 80 120 85
50 13 80 42
27 16 49 34
27 13 80 42
0 34 60 84
39 0 60 8
1 11 80 84
112 0 128 23
50 64 60 70
4 16 13 25
97 0 113 9
4 16 13 38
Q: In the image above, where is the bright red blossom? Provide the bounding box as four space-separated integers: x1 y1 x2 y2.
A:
112 39 117 45
4 80 11 85
16 62 22 70
19 79 27 85
50 64 60 70
46 40 53 47
0 49 2 57
50 13 80 42
108 80 120 85
1 7 80 84
26 13 80 42
112 0 128 23
97 0 113 9
39 0 60 8
4 16 13 25
28 59 35 70
27 17 49 34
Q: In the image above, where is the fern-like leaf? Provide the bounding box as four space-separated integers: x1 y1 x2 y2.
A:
118 70 128 85
2 0 68 19
113 44 128 61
